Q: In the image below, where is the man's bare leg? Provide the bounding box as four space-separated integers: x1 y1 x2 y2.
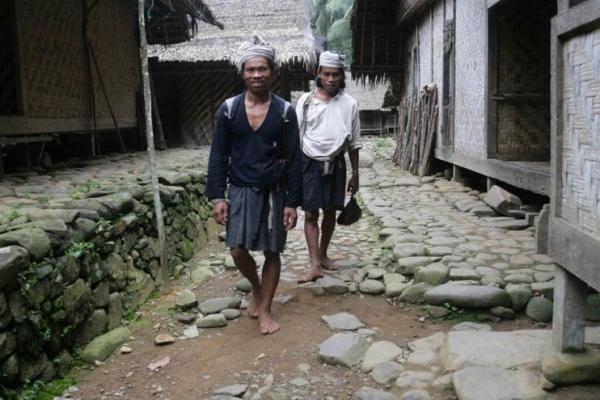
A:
231 247 261 318
298 209 324 283
319 208 338 270
259 251 281 334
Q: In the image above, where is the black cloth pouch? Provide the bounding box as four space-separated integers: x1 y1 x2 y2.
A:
337 195 362 225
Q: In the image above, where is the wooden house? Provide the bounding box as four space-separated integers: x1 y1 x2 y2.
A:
344 76 396 136
0 0 219 172
148 0 317 146
351 0 558 195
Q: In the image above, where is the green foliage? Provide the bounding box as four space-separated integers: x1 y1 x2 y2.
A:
6 205 21 222
438 303 492 323
325 0 353 20
17 376 77 400
66 241 94 258
327 17 352 62
70 181 100 199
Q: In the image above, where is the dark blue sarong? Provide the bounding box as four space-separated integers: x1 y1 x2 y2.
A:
225 184 287 253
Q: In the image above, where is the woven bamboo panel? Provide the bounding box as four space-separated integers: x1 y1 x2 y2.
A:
560 28 600 240
179 72 284 145
495 0 554 157
19 0 138 120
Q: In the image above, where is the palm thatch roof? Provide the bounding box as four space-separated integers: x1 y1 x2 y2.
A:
146 0 224 44
148 0 317 70
344 74 390 111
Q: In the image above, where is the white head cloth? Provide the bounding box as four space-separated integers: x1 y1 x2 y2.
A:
236 35 276 72
319 51 345 69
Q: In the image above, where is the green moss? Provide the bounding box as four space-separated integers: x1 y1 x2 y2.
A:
17 376 77 400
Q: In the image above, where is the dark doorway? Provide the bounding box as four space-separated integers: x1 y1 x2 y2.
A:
488 0 557 161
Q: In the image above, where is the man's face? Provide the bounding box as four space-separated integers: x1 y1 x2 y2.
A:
242 57 272 93
318 66 343 95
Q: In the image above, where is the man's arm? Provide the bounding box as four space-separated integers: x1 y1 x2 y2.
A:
206 104 231 224
347 101 361 195
284 107 302 208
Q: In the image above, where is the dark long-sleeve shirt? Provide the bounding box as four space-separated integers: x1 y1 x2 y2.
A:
206 93 302 208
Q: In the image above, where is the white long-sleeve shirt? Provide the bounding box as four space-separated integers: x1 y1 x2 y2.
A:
295 89 362 161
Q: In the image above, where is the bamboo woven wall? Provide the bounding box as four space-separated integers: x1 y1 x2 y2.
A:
177 72 285 145
495 0 553 159
18 0 138 121
560 28 600 240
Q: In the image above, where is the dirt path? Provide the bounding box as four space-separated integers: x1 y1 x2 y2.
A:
67 208 532 400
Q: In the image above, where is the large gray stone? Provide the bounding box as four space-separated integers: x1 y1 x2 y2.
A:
317 276 349 294
354 387 395 400
395 257 441 274
176 289 198 310
321 312 365 331
399 283 433 303
423 284 511 309
371 361 404 386
384 273 408 297
483 186 522 216
525 297 553 322
191 267 215 284
415 263 449 286
319 332 369 367
359 279 385 295
214 384 247 397
0 245 28 290
542 346 600 385
393 244 425 259
395 371 434 389
75 309 108 345
0 229 50 260
453 367 547 400
107 293 123 330
362 341 403 372
80 327 130 363
505 283 533 311
196 314 227 328
198 297 242 314
401 390 432 400
445 329 552 370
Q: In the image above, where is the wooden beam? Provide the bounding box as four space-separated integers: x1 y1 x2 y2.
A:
399 0 431 24
0 117 136 136
552 266 587 352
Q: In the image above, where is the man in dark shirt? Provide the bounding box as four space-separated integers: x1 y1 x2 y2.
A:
206 38 301 334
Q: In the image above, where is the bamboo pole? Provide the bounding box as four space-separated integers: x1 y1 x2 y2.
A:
137 0 168 284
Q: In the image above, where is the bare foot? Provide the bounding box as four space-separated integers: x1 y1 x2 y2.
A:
297 268 323 283
247 290 261 319
258 312 280 335
321 256 338 271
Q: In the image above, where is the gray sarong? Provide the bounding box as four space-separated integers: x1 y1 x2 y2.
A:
225 184 286 253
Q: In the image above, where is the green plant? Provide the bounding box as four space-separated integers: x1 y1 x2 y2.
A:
375 138 392 148
6 205 21 222
66 241 94 258
69 181 100 199
17 376 77 400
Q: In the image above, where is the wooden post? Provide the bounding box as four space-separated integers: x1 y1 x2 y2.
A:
138 0 168 285
553 266 587 353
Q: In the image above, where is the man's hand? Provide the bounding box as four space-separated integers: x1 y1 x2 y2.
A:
347 172 359 195
213 201 228 225
283 207 298 231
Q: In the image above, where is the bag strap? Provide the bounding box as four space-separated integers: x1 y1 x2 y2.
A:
279 97 292 161
299 92 313 151
224 96 238 120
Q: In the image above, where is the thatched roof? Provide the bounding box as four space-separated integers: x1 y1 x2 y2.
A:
350 0 402 83
345 74 389 111
146 0 224 45
149 0 317 70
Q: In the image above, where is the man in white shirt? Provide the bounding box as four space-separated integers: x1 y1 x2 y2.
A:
296 51 361 283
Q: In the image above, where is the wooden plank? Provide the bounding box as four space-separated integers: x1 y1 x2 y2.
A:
0 117 136 135
553 0 600 37
435 147 550 195
548 219 600 292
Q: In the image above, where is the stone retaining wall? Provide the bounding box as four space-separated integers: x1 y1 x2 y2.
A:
0 170 214 395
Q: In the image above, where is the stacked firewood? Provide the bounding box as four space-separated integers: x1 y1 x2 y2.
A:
392 84 438 176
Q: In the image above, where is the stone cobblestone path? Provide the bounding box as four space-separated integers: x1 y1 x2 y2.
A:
6 139 599 400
